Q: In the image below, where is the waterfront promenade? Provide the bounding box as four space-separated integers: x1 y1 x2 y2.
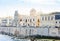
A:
0 26 60 41
0 26 60 39
0 26 59 37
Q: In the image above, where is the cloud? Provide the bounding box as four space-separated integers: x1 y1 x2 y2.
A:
22 0 56 5
0 0 60 17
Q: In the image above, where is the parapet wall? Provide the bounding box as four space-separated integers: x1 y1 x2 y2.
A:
0 27 59 37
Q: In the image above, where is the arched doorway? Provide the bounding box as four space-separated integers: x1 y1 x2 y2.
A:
36 19 40 27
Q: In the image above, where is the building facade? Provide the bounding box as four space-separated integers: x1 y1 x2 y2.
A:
0 9 60 37
13 9 60 27
40 14 55 27
0 17 13 27
0 9 60 27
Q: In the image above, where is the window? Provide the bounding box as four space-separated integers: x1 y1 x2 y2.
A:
25 19 27 22
51 16 53 20
59 21 60 23
33 19 35 21
20 19 22 21
48 16 50 20
28 24 29 26
42 17 44 20
55 15 60 20
56 21 57 23
38 19 40 22
45 17 47 20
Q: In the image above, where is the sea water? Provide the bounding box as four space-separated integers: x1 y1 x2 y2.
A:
0 34 30 41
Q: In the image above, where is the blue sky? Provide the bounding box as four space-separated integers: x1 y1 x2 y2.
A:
0 0 60 17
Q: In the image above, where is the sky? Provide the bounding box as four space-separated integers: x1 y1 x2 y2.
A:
0 0 60 17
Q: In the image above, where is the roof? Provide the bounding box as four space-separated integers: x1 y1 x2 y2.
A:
50 12 60 15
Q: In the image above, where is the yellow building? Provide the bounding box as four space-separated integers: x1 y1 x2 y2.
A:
13 9 41 27
30 8 41 27
14 9 56 27
16 8 41 27
36 16 40 27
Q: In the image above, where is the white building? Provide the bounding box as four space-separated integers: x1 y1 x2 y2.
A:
0 9 60 27
53 12 60 27
0 17 13 27
13 10 60 27
40 14 55 27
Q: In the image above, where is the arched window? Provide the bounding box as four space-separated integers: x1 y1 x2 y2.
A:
28 24 29 26
25 19 27 22
38 19 40 22
56 21 57 23
20 19 22 21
